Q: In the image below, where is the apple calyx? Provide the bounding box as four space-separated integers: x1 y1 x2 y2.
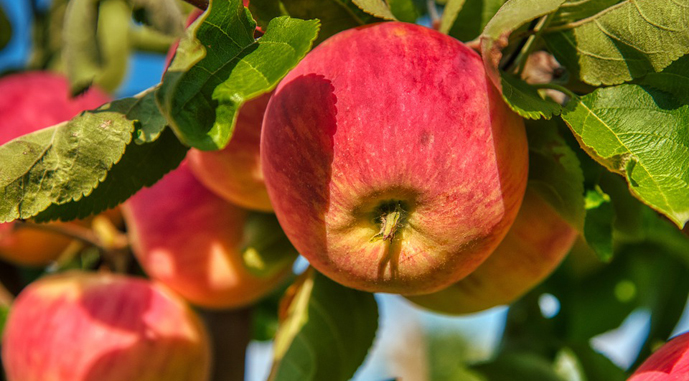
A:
371 201 407 242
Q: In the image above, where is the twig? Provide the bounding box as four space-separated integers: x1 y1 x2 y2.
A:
531 83 577 100
515 14 554 77
199 307 252 381
427 0 441 30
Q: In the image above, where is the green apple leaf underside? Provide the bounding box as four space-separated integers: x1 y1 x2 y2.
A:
0 5 11 50
0 91 184 223
480 0 565 90
0 99 132 222
543 0 689 86
526 120 585 232
386 0 418 23
501 74 565 120
269 268 378 381
561 84 689 229
441 0 504 42
156 0 320 151
351 0 397 20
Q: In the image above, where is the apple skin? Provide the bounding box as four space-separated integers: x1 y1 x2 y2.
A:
1 271 210 381
0 71 111 266
187 92 273 211
405 188 577 314
629 331 689 380
261 22 528 294
122 161 296 309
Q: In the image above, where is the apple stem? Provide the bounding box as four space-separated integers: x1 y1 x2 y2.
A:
371 201 406 242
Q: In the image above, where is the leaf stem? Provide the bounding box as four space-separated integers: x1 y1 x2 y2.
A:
13 220 103 248
515 14 554 76
531 83 577 100
182 0 208 11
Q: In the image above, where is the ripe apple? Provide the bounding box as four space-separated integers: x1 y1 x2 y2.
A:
405 188 578 314
187 93 273 211
2 271 210 381
0 71 111 266
261 22 528 294
122 161 297 309
629 331 689 380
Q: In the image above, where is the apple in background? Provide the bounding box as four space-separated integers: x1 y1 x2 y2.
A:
122 161 297 309
629 331 689 380
188 92 273 211
261 22 528 294
405 188 577 314
2 271 210 381
0 71 111 266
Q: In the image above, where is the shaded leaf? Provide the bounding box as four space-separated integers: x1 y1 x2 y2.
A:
352 0 397 20
280 0 379 44
129 0 185 36
561 84 689 228
63 0 131 93
0 5 11 50
501 73 565 119
543 0 689 86
480 0 565 90
157 0 320 150
526 119 585 231
566 343 626 381
387 0 418 23
583 186 614 261
269 268 378 381
442 0 505 42
472 351 564 381
637 54 689 101
0 97 142 222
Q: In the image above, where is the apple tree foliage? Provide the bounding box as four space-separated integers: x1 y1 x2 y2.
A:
0 0 688 379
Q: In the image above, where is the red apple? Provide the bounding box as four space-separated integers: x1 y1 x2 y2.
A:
261 22 528 294
405 188 577 314
187 93 273 211
122 161 297 309
0 71 111 266
629 331 689 380
2 271 210 381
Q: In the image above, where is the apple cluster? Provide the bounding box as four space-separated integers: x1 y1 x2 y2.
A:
0 19 586 381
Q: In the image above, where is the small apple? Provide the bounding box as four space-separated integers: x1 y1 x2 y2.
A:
122 161 297 309
0 71 111 266
261 22 528 294
405 188 577 314
2 271 210 381
629 331 689 380
187 93 273 211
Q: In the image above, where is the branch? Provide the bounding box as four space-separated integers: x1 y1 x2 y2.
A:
199 307 252 381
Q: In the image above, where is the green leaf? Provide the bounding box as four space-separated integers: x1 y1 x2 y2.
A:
501 73 565 119
351 0 397 20
32 90 187 222
0 98 144 223
561 84 689 228
566 344 626 381
0 5 11 50
441 0 504 41
269 268 378 381
387 0 418 23
240 212 299 278
280 0 379 44
248 0 289 30
543 0 689 86
157 0 320 150
526 119 585 231
480 0 565 89
638 54 689 101
583 186 614 261
63 0 131 93
549 0 619 26
472 351 564 381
